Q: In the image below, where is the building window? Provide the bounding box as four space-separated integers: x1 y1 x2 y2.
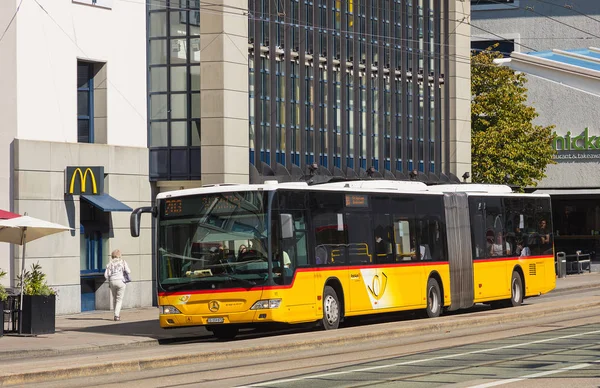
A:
247 0 442 179
80 203 110 273
148 1 201 180
77 62 94 143
471 39 515 58
472 0 518 11
80 228 107 273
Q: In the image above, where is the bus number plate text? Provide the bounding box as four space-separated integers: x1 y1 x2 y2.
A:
207 317 224 323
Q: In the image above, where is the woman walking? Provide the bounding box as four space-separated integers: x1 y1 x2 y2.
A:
104 249 131 321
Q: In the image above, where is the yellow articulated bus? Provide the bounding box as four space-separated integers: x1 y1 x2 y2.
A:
130 180 556 340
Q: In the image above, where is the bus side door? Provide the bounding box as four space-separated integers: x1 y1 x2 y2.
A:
278 192 316 320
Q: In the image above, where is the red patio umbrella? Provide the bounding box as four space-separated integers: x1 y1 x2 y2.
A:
0 209 20 219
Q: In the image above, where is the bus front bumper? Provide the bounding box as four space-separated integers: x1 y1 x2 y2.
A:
159 309 284 328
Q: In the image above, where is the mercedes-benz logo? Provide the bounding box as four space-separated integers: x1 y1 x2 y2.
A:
208 300 220 312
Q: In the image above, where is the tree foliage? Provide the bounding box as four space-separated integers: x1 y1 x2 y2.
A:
471 47 556 190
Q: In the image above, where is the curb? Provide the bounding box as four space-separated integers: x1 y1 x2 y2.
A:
2 298 600 386
553 282 600 293
0 338 159 362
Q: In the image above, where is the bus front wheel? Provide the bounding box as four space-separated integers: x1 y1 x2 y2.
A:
321 286 340 330
425 278 442 318
210 325 239 340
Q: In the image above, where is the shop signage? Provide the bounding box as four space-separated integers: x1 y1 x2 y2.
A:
65 167 104 195
552 128 600 161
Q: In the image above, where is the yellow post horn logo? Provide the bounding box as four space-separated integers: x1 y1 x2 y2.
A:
367 272 388 300
69 168 98 194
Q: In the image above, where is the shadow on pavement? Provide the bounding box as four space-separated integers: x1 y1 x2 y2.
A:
62 303 513 345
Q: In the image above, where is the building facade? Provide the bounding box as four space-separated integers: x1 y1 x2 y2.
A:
147 0 472 188
471 0 600 259
0 0 153 314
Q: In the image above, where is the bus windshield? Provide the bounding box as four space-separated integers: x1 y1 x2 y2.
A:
157 191 273 292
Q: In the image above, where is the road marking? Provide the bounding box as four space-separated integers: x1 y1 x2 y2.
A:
467 363 592 387
238 328 600 387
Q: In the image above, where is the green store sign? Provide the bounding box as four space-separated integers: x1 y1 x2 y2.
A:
553 128 600 151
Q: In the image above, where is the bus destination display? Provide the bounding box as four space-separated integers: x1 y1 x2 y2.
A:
163 193 248 218
164 198 183 216
345 194 368 207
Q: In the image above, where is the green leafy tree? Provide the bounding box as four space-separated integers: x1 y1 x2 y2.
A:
471 47 556 189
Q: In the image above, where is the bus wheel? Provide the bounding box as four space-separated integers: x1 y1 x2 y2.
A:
425 278 442 318
322 286 340 330
509 271 524 307
211 325 239 340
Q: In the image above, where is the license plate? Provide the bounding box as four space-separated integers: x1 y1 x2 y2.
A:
207 317 224 323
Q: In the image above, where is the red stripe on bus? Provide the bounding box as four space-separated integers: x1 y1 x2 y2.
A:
157 262 454 296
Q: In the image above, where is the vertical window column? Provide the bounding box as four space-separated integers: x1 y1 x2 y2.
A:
148 1 201 181
77 62 94 143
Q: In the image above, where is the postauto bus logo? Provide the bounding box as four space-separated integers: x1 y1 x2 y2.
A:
65 166 104 195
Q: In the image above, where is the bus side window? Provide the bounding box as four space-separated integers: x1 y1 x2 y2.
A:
346 213 372 265
393 218 416 261
313 212 348 265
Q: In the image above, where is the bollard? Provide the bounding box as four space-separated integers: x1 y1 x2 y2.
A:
556 251 567 278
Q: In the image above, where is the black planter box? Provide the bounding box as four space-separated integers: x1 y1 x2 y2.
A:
21 295 55 335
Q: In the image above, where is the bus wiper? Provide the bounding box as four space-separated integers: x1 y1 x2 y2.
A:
220 274 257 287
166 280 202 291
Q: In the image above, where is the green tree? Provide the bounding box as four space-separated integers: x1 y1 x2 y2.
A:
471 47 556 190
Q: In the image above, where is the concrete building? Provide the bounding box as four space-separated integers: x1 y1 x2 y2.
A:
471 0 600 259
0 0 152 314
147 0 473 189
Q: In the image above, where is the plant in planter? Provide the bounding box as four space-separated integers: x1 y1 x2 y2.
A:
18 263 56 335
0 269 7 337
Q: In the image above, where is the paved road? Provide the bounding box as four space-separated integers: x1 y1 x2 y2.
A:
244 321 600 388
22 288 600 388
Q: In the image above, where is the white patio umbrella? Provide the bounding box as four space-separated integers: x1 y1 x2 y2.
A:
0 215 72 334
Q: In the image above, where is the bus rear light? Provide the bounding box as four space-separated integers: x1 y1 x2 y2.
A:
250 299 282 310
160 305 182 314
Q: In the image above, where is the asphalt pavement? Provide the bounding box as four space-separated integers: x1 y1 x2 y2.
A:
1 271 600 386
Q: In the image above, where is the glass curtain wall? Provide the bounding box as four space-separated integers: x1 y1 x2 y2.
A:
148 0 201 181
248 0 443 176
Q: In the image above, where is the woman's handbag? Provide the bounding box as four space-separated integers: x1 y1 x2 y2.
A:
123 271 131 283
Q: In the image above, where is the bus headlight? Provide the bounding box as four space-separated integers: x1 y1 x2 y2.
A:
160 305 182 314
250 299 282 310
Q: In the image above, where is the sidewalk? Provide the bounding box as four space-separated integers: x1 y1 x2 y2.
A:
1 272 600 385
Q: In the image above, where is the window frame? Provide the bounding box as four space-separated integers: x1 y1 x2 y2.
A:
77 61 94 144
472 0 519 11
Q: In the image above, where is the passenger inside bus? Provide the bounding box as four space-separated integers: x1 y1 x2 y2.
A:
410 236 430 260
490 232 511 256
516 238 531 257
538 219 552 253
375 229 393 263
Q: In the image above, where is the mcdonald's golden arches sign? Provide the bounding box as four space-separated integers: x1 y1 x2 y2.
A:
65 166 105 195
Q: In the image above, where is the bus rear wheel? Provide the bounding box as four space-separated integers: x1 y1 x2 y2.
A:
509 271 524 307
425 278 442 318
210 325 239 340
321 286 340 330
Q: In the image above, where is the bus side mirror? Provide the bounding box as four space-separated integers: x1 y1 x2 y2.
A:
280 213 294 239
130 206 155 237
